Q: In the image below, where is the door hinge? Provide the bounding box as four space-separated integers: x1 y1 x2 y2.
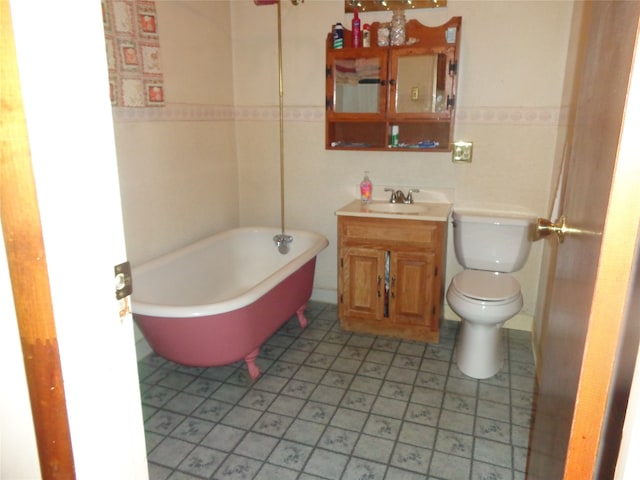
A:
114 261 133 300
449 61 457 75
447 95 455 109
326 97 333 110
434 266 438 277
326 65 332 78
340 293 344 304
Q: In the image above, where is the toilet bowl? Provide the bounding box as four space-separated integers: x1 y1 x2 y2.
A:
447 270 523 378
447 209 533 379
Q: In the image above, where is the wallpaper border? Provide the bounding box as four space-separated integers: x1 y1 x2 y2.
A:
112 104 568 126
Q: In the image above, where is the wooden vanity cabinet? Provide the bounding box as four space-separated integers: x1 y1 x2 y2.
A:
326 17 461 152
337 215 446 343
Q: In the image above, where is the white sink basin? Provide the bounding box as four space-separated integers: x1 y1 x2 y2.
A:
335 199 452 222
366 203 428 214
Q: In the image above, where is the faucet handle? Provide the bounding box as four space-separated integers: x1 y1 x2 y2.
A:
406 189 420 204
384 188 397 203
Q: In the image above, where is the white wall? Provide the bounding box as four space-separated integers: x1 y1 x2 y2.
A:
113 0 574 328
114 1 239 266
230 0 573 323
0 229 41 480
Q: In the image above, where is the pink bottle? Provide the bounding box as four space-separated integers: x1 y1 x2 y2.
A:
360 171 372 203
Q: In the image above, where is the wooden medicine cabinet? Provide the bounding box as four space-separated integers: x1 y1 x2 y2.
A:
326 16 461 152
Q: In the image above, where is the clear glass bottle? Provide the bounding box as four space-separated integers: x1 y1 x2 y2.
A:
390 10 406 46
377 24 390 46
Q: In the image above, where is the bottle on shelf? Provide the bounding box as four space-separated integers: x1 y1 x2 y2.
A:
363 23 371 47
333 22 344 49
390 125 399 147
351 8 361 48
390 9 406 46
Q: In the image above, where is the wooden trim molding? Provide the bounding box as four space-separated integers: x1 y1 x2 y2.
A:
0 1 75 478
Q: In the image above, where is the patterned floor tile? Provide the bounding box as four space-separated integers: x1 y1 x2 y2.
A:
398 422 437 449
429 451 472 480
318 426 359 454
139 301 536 480
212 454 262 480
390 442 432 474
352 434 395 464
304 448 349 480
200 424 245 452
176 445 226 478
342 457 387 480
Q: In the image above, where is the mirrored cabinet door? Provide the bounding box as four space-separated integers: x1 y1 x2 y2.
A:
393 53 448 114
328 50 388 115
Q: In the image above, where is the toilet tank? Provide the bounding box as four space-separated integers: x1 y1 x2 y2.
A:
452 209 534 272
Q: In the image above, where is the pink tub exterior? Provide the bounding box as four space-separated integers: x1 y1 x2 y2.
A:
132 227 328 379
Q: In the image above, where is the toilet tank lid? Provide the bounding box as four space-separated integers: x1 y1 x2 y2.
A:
452 209 535 226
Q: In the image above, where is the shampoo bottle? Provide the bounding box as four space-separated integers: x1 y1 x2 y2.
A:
351 8 361 48
363 23 371 47
333 23 344 49
360 171 372 203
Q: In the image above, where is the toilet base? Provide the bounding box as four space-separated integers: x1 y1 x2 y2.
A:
455 320 504 379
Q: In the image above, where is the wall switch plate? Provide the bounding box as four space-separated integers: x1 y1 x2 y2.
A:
453 141 473 162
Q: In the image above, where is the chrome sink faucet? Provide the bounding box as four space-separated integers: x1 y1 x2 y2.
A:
384 188 420 204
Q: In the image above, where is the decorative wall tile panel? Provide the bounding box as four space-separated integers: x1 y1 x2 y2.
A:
103 0 164 107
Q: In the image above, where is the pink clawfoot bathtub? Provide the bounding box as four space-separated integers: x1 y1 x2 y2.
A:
131 227 328 379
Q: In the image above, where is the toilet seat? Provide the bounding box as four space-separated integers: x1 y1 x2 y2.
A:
451 270 520 303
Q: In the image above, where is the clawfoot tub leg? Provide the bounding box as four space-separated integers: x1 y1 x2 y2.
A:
296 302 308 329
244 348 261 380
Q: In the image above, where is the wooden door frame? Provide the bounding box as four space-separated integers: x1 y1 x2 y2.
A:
0 1 75 477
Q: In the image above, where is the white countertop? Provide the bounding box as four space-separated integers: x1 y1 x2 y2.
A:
336 199 452 222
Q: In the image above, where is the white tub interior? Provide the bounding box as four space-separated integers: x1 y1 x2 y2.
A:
132 227 328 317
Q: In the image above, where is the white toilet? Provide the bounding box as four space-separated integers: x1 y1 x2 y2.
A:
446 209 533 379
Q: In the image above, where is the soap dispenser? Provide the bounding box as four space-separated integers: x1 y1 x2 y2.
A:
360 171 372 203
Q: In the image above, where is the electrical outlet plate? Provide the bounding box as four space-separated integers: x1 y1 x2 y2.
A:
452 141 473 162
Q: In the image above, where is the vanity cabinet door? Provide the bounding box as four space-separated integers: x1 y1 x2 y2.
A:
339 246 385 324
389 250 439 334
337 215 444 343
